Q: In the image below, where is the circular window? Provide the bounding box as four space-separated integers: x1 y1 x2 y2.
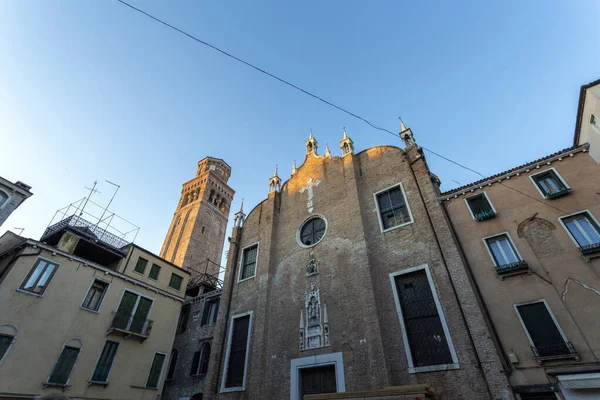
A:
297 215 327 247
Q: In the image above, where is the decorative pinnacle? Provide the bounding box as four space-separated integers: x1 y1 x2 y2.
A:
343 126 348 139
325 145 331 157
399 117 407 132
274 165 279 177
292 160 298 174
237 198 244 214
309 129 314 140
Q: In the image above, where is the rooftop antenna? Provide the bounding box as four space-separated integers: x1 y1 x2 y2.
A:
76 181 100 217
95 180 121 237
14 227 24 236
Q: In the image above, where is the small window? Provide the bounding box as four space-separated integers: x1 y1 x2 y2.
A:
530 169 570 199
201 298 220 326
466 193 495 221
561 212 600 254
591 113 598 128
190 342 211 376
192 311 201 322
19 258 59 295
516 301 577 361
146 352 166 388
82 279 109 312
176 304 191 334
91 341 119 383
48 345 81 385
134 257 148 274
166 349 178 381
484 233 528 275
239 244 258 281
169 274 183 290
0 334 15 364
222 313 251 390
148 264 161 280
375 184 412 231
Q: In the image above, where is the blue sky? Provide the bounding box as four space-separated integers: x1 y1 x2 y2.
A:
1 1 599 258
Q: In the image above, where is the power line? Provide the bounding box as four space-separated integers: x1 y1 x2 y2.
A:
114 0 572 215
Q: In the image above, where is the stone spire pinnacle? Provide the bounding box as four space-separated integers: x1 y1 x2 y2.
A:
306 130 318 155
400 118 407 132
234 198 246 227
340 127 354 156
325 145 331 157
399 119 416 148
269 165 282 193
292 160 298 175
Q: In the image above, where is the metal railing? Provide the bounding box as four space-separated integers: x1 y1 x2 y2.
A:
42 215 130 250
546 188 571 199
531 341 579 362
496 260 529 276
474 209 496 221
579 242 600 256
108 312 153 338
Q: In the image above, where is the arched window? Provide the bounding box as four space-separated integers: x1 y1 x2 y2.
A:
0 190 8 208
47 338 82 386
0 323 18 366
166 349 178 381
199 342 211 375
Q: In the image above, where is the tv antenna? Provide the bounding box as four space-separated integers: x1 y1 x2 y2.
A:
14 227 24 236
95 180 121 234
76 181 101 217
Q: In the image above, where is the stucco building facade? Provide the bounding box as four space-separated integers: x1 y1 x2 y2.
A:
0 213 189 400
441 79 600 400
0 176 32 228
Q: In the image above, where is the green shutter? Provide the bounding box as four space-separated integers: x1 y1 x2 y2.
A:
0 335 14 361
146 353 166 388
130 297 153 334
114 291 138 330
48 346 80 385
91 341 119 382
134 258 148 274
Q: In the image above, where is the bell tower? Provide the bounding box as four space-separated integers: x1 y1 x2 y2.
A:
160 157 235 279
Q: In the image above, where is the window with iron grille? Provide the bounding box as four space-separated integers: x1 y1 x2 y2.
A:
224 314 251 389
48 346 80 385
375 184 412 231
166 349 178 381
19 258 59 295
169 273 183 290
530 169 569 199
201 298 220 326
561 212 600 253
239 245 258 281
0 334 14 363
466 193 495 221
148 264 161 280
91 341 119 383
393 269 454 368
176 304 191 334
82 279 109 312
516 301 574 360
146 352 166 388
134 257 148 274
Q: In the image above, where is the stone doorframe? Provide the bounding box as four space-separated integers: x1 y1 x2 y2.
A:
290 352 346 400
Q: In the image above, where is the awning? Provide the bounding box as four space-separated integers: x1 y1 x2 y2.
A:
558 373 600 389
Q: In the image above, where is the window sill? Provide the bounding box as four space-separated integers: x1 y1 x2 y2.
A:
132 270 146 276
148 277 159 282
237 275 256 284
381 220 415 233
408 363 460 374
87 380 109 387
42 382 70 390
80 306 100 314
579 243 600 257
474 210 496 221
544 189 571 200
131 385 158 391
16 288 44 298
495 261 530 279
168 286 182 291
221 386 246 393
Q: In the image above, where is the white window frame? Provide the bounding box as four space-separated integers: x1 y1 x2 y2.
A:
464 192 496 220
238 243 259 283
0 323 18 367
89 340 119 384
17 256 61 298
46 338 83 387
221 311 253 392
482 232 523 267
558 210 600 249
145 351 168 389
514 299 570 352
80 277 111 313
389 264 459 373
528 167 570 199
290 352 346 400
373 182 414 233
115 289 155 332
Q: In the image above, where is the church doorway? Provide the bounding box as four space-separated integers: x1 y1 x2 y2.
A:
300 365 337 397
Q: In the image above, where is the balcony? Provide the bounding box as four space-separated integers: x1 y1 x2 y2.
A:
545 188 571 199
42 215 130 252
474 209 496 221
107 312 153 342
496 260 529 279
531 341 579 363
579 242 600 257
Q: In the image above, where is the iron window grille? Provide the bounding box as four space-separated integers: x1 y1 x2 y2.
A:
240 244 258 281
19 258 60 295
466 193 496 221
376 185 411 231
531 170 570 199
561 212 600 256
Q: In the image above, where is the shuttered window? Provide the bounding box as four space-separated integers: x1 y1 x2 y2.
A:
48 346 80 385
224 315 251 388
516 302 572 358
146 353 166 388
166 349 178 381
91 341 119 382
199 342 211 375
177 304 191 334
394 269 453 368
201 298 219 326
134 257 148 274
169 274 183 290
0 334 14 362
